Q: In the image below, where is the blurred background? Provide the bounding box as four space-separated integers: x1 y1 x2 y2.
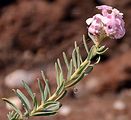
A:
0 0 131 120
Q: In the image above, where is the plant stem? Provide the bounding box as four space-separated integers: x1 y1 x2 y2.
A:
30 45 99 116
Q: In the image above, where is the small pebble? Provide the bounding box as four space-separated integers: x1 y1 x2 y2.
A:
113 100 126 111
59 105 71 116
5 69 37 88
85 77 99 92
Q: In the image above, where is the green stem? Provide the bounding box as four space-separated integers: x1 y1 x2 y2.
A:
30 45 99 116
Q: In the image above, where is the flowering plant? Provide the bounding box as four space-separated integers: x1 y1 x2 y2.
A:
2 5 125 120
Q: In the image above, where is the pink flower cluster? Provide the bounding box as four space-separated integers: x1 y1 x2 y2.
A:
86 5 125 39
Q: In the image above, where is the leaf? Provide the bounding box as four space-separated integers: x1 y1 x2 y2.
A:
77 60 90 75
44 101 61 111
15 89 31 112
94 56 101 65
7 112 10 120
22 81 34 101
56 81 65 96
43 86 48 102
72 49 77 70
59 72 64 86
32 111 57 116
65 60 90 88
7 110 21 120
41 71 46 80
57 58 63 73
87 46 97 60
45 79 51 97
83 35 89 54
55 62 60 87
88 32 97 45
63 52 69 70
33 95 38 111
79 54 83 63
55 90 67 101
84 66 93 75
10 111 20 120
41 71 51 98
65 71 85 88
2 98 22 116
22 81 38 109
42 80 51 102
67 59 73 80
97 47 108 54
76 48 80 68
98 45 105 51
75 42 80 68
38 79 45 103
56 59 64 86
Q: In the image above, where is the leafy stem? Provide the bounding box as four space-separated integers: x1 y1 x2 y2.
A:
2 35 108 120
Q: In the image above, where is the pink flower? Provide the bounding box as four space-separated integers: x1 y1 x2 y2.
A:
96 5 112 16
86 5 125 39
86 14 103 35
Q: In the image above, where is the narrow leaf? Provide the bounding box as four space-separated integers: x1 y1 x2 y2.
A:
32 111 57 116
38 79 45 103
15 89 31 111
43 86 48 102
56 81 65 96
97 47 108 54
76 60 90 75
22 81 38 110
41 71 51 97
59 72 64 86
94 56 101 65
98 45 105 51
67 59 73 80
45 101 61 111
57 59 64 86
88 46 96 60
55 90 67 101
12 112 20 120
33 95 38 110
72 49 77 70
66 60 90 87
63 52 69 70
41 71 46 81
79 54 83 63
75 42 80 68
57 59 63 73
42 81 51 101
44 101 59 108
22 81 34 100
65 71 85 88
84 66 93 75
45 79 51 97
55 62 60 86
83 35 89 54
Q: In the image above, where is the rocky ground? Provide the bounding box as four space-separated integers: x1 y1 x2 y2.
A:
0 0 131 120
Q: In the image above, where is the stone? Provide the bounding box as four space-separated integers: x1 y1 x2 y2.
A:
85 77 100 93
59 105 71 116
113 100 126 111
5 69 37 88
